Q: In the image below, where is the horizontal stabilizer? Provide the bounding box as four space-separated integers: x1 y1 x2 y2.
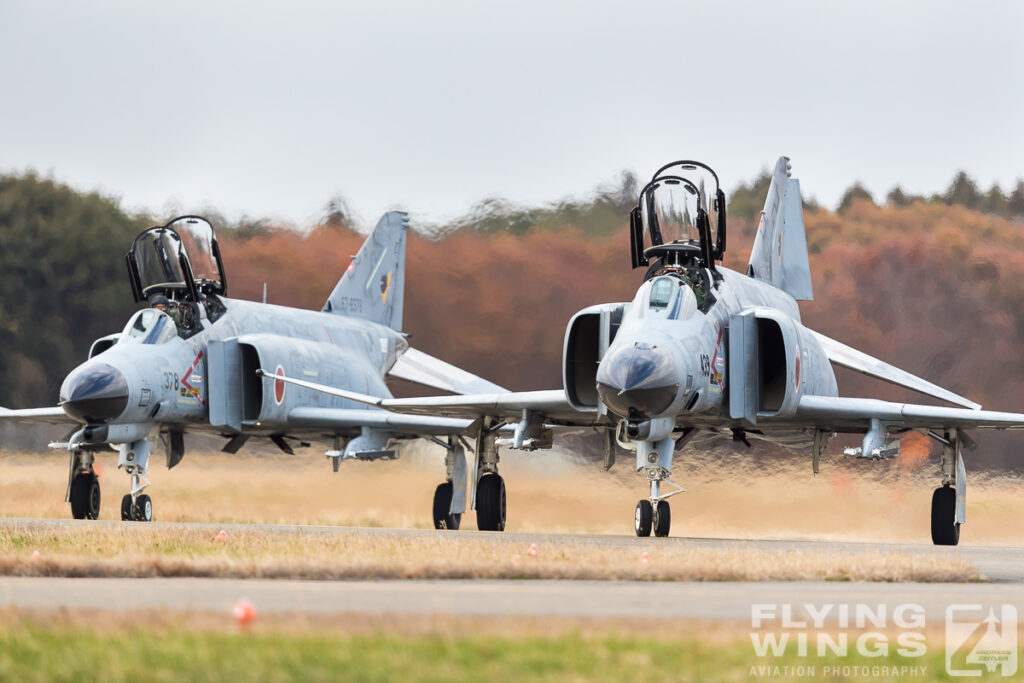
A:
388 348 506 394
810 330 980 410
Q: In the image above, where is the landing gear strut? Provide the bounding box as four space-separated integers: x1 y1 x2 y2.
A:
470 418 506 532
634 436 682 538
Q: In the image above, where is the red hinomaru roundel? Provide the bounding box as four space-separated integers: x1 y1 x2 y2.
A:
274 365 286 404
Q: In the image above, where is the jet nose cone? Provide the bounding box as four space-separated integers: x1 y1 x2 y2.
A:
596 343 679 418
60 363 129 423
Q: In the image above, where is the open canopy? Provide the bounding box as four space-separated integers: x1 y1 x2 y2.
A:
125 216 227 302
630 161 727 271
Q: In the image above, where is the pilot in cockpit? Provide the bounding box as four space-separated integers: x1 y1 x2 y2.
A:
149 294 169 313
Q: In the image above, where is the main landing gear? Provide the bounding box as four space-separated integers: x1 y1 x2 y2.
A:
930 485 959 546
431 422 507 532
930 430 966 546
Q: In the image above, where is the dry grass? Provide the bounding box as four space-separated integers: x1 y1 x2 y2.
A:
2 443 1024 545
0 522 977 582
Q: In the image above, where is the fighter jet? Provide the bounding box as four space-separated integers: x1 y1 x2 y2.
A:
0 212 504 528
266 158 1024 545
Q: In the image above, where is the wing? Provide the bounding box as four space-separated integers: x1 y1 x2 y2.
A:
0 406 77 425
388 347 506 394
286 407 475 436
258 370 595 424
794 395 1024 432
810 330 980 410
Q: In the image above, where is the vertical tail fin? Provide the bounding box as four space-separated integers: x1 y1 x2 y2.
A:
322 211 408 330
746 157 813 301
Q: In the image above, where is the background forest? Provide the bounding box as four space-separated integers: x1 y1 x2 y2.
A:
2 168 1024 467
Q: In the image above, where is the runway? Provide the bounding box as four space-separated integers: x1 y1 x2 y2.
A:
1 577 1022 621
2 518 1023 620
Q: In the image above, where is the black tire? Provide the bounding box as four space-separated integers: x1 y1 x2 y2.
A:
635 499 653 537
70 473 100 520
133 494 153 522
931 486 960 546
476 474 506 531
121 494 133 521
432 482 461 530
654 500 671 537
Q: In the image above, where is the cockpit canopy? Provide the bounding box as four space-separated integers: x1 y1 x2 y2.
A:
632 276 699 321
630 161 727 271
119 308 178 345
125 216 227 303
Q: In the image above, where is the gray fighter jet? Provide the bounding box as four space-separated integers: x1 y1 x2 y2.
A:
0 212 503 528
267 158 1024 545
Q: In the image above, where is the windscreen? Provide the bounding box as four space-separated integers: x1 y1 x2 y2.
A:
170 216 221 286
133 229 186 295
641 178 702 247
120 309 177 345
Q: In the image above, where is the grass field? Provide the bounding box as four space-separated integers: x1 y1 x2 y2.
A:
0 447 995 581
0 522 976 582
2 443 1024 544
0 611 1008 683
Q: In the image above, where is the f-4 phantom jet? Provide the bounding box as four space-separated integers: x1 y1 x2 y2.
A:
1 212 505 528
268 158 1024 545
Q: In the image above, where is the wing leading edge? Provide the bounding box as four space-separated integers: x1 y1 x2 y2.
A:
810 330 980 410
795 395 1024 432
0 406 76 425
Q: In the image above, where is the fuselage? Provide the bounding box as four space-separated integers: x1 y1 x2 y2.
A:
59 296 407 439
595 266 838 440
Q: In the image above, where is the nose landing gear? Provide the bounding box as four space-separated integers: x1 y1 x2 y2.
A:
119 439 154 523
633 437 684 537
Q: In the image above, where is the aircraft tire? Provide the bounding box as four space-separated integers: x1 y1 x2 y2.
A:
120 494 133 521
133 494 153 522
476 474 506 532
635 500 653 537
930 486 959 546
654 500 671 537
70 472 100 520
432 482 461 530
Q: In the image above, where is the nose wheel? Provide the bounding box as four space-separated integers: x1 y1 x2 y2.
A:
635 499 672 537
121 493 153 522
635 499 653 536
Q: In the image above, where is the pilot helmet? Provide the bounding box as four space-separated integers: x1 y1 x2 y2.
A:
149 294 170 309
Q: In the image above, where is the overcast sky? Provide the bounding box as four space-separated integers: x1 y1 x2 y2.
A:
1 1 1021 229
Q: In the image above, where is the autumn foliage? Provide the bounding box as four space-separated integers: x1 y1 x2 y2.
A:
5 170 1024 467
